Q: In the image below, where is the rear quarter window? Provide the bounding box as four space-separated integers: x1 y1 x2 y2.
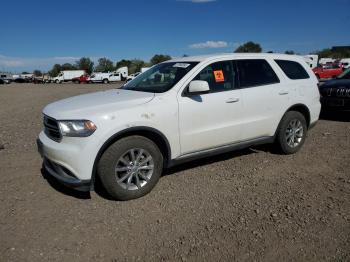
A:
275 59 310 80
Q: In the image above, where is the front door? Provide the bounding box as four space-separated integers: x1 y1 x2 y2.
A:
178 60 243 155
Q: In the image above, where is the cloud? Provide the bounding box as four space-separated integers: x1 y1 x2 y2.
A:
189 41 228 49
178 0 217 3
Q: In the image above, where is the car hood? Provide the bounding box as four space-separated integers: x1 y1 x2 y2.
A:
321 79 350 88
43 89 155 119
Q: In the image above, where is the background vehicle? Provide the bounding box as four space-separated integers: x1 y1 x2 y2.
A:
32 77 44 84
115 67 128 80
319 68 350 111
313 64 343 79
42 74 53 83
52 70 86 83
72 74 90 84
340 58 350 69
303 55 318 69
89 72 121 83
141 67 150 73
319 58 335 65
0 73 13 83
38 53 321 201
126 72 141 82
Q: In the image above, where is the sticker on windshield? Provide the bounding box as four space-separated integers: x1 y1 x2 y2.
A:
173 63 191 68
213 70 225 82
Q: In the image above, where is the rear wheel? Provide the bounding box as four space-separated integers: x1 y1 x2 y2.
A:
276 111 307 154
98 136 163 200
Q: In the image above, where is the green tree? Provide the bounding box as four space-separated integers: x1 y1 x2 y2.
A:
33 70 42 76
314 48 350 59
285 50 295 55
150 54 172 65
95 57 114 72
116 59 132 69
49 64 61 77
129 59 146 74
234 41 262 53
75 57 94 74
61 63 76 71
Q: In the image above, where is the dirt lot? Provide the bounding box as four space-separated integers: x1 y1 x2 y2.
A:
0 83 349 261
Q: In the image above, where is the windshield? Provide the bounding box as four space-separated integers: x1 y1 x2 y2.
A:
122 62 198 93
337 68 350 79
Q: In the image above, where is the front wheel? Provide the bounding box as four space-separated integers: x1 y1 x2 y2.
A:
103 79 109 84
98 136 163 200
275 111 307 154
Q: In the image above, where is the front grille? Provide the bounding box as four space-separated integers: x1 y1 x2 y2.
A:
44 116 62 142
321 87 350 98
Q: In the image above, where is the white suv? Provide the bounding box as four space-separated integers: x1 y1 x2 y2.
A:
37 53 321 200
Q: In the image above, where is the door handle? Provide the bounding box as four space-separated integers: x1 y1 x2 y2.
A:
226 98 240 103
279 91 289 95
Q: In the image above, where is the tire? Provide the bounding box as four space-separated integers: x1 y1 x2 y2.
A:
55 80 59 84
98 136 163 200
103 79 109 84
275 111 307 155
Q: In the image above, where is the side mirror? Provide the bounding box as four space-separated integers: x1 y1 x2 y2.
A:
188 80 210 94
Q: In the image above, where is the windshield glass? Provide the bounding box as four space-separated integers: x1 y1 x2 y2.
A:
122 62 198 93
337 68 350 79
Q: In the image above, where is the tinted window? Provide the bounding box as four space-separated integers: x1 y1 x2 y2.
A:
236 59 279 88
193 61 236 92
275 60 310 80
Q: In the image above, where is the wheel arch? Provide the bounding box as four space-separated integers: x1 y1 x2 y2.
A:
90 126 172 190
285 103 311 128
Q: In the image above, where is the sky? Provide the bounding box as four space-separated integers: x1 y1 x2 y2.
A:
0 0 349 72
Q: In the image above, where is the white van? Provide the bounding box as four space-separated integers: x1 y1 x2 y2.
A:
53 70 85 83
38 53 321 200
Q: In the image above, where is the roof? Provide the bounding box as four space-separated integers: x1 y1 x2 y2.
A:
168 53 303 63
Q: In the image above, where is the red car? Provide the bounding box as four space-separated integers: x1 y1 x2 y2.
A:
72 74 89 84
313 64 343 80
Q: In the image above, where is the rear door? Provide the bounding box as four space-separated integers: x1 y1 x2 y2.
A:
178 60 243 154
236 59 287 140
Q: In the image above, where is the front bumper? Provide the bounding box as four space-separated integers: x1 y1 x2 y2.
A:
320 97 350 111
37 137 92 191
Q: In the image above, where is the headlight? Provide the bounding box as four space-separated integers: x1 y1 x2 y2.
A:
58 120 97 137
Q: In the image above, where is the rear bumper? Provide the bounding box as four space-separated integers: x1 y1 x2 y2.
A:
37 139 92 191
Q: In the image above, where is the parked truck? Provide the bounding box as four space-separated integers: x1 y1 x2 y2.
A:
303 55 319 69
115 67 128 80
53 70 86 83
89 72 122 83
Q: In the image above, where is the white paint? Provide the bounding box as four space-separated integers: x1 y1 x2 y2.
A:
39 53 321 181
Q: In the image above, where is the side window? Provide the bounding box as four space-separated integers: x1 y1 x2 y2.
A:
193 61 236 92
275 60 310 80
236 59 280 88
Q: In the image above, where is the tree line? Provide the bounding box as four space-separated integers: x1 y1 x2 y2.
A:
32 42 349 76
44 54 172 77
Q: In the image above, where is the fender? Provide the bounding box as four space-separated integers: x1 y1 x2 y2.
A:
90 126 172 190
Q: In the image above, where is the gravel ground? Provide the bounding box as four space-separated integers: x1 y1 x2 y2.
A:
0 83 349 262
